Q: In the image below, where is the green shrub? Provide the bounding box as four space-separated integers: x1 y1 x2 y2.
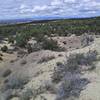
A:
8 36 15 44
4 76 29 90
31 43 42 52
15 33 30 47
58 54 63 57
0 89 20 100
56 76 89 100
52 50 97 83
27 43 33 53
2 69 12 77
20 89 33 100
66 53 84 72
52 62 65 83
35 34 45 43
56 76 73 100
0 90 13 100
0 56 3 61
81 34 94 47
38 56 55 63
1 45 8 52
20 59 27 65
0 53 3 56
43 80 57 94
42 38 60 51
65 50 97 72
17 50 27 58
85 50 97 65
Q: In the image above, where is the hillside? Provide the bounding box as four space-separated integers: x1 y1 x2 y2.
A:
0 17 100 100
0 17 100 37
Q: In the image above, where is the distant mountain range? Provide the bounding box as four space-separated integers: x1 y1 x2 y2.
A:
0 16 66 25
0 16 100 25
0 18 34 25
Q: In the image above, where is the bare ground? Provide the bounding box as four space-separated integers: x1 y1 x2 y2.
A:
0 35 100 100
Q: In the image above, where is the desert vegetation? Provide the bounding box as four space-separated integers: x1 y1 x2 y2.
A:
0 17 100 100
0 17 100 37
52 50 98 100
1 45 8 52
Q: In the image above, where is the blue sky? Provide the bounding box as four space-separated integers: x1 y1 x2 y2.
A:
0 0 100 19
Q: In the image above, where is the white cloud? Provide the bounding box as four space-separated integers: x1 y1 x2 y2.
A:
20 4 27 9
64 0 76 3
51 0 63 6
32 5 48 12
4 0 100 19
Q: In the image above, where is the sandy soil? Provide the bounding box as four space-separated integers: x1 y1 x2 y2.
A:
0 36 100 100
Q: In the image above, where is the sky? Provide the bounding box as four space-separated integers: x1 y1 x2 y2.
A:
0 0 100 20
